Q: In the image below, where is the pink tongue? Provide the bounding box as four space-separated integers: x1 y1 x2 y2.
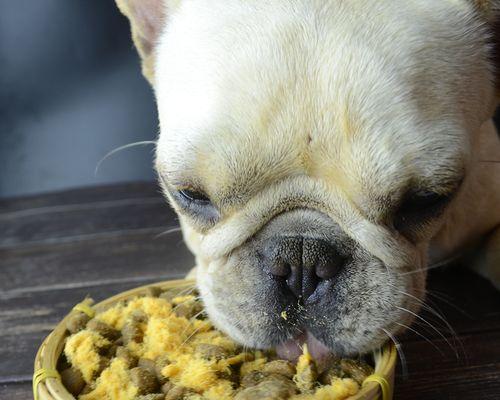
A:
276 332 334 370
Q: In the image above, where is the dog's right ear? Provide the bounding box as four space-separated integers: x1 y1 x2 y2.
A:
115 0 178 85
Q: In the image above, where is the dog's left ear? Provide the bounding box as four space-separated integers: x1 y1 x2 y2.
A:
115 0 176 85
469 1 500 97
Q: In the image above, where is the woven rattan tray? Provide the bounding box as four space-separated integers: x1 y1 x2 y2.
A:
33 279 397 400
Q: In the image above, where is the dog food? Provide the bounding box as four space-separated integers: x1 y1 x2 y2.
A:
61 288 373 400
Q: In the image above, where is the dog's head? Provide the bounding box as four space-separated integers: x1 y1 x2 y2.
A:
118 0 500 358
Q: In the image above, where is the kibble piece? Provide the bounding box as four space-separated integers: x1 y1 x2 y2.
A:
164 386 189 400
94 356 111 377
87 319 120 341
66 313 90 334
116 346 138 368
146 286 163 298
161 382 174 394
262 360 296 379
340 359 373 384
138 358 157 375
131 367 160 395
195 344 230 360
318 362 343 385
81 384 92 395
173 303 196 319
155 355 171 384
235 379 297 400
159 291 176 302
122 321 143 344
102 343 119 358
60 367 85 396
240 371 268 388
131 309 149 323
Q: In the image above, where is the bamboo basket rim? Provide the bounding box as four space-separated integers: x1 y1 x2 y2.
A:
33 279 398 400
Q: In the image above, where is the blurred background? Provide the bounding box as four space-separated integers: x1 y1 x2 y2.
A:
0 0 157 198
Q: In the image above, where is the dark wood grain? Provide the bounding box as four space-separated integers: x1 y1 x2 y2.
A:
0 382 32 400
1 182 499 400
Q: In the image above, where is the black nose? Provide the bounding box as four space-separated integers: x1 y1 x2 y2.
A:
263 237 345 300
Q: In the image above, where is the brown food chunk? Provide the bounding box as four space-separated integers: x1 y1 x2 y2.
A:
159 291 176 302
130 367 160 395
240 371 268 388
235 379 297 400
164 386 197 400
195 344 230 360
155 355 171 384
318 362 343 385
94 356 111 377
262 360 296 379
146 286 163 298
161 382 174 394
122 322 144 344
138 358 157 375
60 367 85 396
131 309 149 323
340 359 374 384
66 313 90 334
116 346 138 368
87 319 120 341
173 302 200 319
101 343 118 357
81 384 92 395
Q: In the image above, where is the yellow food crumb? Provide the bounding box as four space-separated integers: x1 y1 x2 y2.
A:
64 330 110 383
281 311 288 320
172 295 197 304
310 378 359 400
80 358 137 400
294 344 316 392
240 357 268 376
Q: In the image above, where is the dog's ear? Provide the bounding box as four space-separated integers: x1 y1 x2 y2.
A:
115 0 176 85
469 1 500 95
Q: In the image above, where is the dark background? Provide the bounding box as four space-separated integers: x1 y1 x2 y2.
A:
0 0 157 198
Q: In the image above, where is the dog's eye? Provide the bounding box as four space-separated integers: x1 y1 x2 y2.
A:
179 189 211 204
394 189 451 231
174 188 219 223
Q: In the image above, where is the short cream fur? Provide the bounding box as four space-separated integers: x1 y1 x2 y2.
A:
116 0 500 355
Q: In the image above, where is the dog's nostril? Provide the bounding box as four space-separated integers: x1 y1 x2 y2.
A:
314 245 345 280
263 237 343 300
269 261 290 277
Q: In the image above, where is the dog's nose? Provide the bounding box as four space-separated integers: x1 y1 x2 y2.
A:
263 237 345 300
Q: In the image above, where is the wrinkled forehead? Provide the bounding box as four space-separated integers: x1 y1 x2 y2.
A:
155 0 492 200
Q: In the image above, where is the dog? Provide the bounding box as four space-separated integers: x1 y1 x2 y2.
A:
116 0 500 362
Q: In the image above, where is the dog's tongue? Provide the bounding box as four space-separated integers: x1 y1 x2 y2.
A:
276 332 334 370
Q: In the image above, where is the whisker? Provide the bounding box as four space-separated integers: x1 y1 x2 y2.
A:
394 305 459 359
95 140 157 176
425 290 472 318
155 226 182 239
180 326 203 348
381 328 408 378
394 322 445 356
390 286 461 338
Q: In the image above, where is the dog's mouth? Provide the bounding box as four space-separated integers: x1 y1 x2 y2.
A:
276 331 335 370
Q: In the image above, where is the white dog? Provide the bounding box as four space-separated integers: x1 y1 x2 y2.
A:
116 0 500 361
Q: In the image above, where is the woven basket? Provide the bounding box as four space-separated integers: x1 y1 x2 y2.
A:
33 279 398 400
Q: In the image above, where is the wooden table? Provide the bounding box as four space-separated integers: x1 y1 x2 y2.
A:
1 183 499 399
